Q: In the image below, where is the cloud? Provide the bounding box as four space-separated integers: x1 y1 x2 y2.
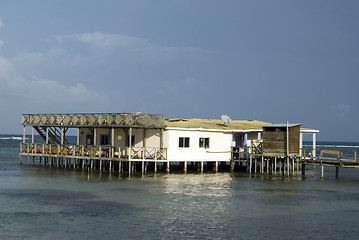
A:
332 103 351 119
0 56 110 113
48 32 208 63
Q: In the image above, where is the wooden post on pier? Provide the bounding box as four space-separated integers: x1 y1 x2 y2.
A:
230 160 234 172
261 156 264 174
249 155 252 174
167 161 170 173
302 163 306 176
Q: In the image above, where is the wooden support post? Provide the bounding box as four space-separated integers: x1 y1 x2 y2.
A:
23 126 26 144
99 160 102 171
94 128 97 146
296 158 299 171
287 157 291 172
249 155 252 174
215 161 218 172
160 129 163 149
128 127 132 174
321 165 324 179
274 157 277 173
61 128 64 145
109 127 114 159
254 158 257 173
292 158 294 172
167 161 170 173
77 128 80 145
282 159 285 172
31 127 34 144
261 156 264 174
46 127 49 144
302 163 306 176
91 159 93 170
230 160 234 172
184 161 187 172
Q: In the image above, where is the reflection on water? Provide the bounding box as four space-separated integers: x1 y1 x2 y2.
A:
163 173 233 197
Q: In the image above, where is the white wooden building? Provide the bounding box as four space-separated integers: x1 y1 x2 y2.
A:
19 113 319 173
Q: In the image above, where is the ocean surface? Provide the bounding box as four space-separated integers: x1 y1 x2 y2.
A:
1 135 359 239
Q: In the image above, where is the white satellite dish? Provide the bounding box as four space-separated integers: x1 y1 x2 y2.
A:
221 115 232 125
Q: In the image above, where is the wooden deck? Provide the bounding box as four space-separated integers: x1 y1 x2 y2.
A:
19 142 359 177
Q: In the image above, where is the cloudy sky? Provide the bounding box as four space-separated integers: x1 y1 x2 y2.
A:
0 0 358 141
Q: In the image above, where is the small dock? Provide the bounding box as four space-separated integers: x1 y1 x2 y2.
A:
301 149 359 178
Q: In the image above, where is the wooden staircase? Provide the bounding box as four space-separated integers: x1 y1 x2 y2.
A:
34 126 69 144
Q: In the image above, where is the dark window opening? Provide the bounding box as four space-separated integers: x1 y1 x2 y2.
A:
179 137 190 148
86 134 94 145
126 135 136 147
100 134 109 145
199 138 210 149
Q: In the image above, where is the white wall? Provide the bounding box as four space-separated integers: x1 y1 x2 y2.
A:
165 129 233 162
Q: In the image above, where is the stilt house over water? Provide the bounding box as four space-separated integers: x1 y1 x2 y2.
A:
19 112 319 173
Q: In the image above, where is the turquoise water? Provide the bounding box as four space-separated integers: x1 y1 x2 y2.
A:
1 135 359 239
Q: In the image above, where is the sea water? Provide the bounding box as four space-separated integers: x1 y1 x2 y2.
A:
0 135 358 239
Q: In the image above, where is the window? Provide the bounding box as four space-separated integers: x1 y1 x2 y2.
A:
100 134 109 145
126 135 136 147
179 137 190 148
199 138 210 149
86 134 94 145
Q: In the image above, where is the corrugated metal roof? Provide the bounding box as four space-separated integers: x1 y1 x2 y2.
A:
263 123 301 128
165 118 319 133
165 118 271 131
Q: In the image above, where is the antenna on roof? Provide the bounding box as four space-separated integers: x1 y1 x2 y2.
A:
221 115 232 125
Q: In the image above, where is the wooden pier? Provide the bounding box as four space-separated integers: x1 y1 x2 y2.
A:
19 112 359 178
19 142 359 178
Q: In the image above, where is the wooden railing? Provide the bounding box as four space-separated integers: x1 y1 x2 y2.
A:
301 148 358 163
20 143 167 160
130 147 167 160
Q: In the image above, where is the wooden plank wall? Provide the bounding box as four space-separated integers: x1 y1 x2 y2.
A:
262 125 300 157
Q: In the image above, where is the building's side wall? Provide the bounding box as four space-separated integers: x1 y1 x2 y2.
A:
289 125 300 155
262 126 300 156
165 129 232 162
79 127 162 156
